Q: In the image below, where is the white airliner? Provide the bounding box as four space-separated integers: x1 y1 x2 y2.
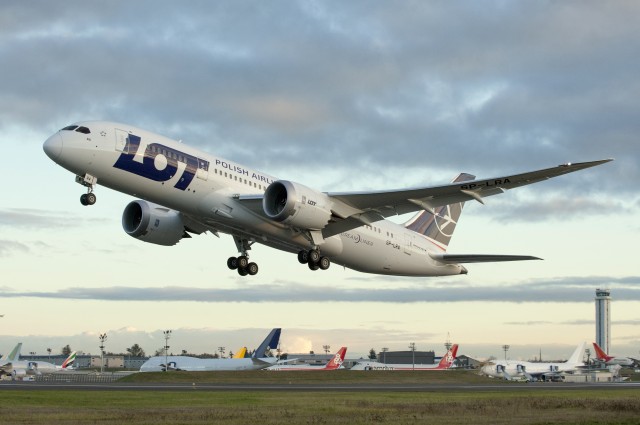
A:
350 344 458 371
265 347 347 371
592 342 639 367
481 342 587 381
43 121 612 277
0 347 77 379
139 328 281 372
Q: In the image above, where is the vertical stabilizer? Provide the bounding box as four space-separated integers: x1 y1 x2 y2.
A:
436 344 459 369
252 328 281 358
404 173 475 249
61 351 77 369
592 342 613 362
567 342 587 365
1 343 22 363
323 347 347 370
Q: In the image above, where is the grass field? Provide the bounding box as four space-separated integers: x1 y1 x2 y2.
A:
2 370 639 424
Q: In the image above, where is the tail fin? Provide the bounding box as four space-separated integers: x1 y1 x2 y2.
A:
567 342 587 365
323 347 347 370
1 343 22 362
436 344 458 369
252 328 281 358
233 347 248 359
592 342 613 362
404 173 475 249
61 351 76 369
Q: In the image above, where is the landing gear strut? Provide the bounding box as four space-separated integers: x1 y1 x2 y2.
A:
297 249 331 272
228 237 259 276
76 173 98 206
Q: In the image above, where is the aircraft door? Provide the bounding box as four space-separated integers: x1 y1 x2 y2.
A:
115 129 130 152
404 234 413 255
196 158 208 181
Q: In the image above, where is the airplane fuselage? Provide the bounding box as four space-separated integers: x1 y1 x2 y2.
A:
44 121 465 276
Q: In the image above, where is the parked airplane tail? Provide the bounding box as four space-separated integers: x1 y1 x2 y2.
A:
61 351 77 369
1 343 22 362
323 347 347 370
592 342 613 362
252 328 281 358
233 347 248 359
436 344 459 369
404 173 475 249
567 342 587 365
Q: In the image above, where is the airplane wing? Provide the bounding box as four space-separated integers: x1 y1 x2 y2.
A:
237 159 612 238
429 253 542 263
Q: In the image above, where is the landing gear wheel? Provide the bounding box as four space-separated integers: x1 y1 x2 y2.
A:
319 256 331 270
227 257 239 270
86 192 97 205
237 256 249 269
247 262 259 276
238 267 248 276
297 250 309 264
308 262 320 271
308 249 321 264
80 194 89 206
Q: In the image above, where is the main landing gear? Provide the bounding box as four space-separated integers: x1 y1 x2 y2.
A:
76 173 98 206
297 249 331 271
228 236 259 276
227 255 259 276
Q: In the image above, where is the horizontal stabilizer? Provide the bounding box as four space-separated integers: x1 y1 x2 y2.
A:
430 253 542 263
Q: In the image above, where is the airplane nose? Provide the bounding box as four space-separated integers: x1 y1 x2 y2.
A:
43 133 63 160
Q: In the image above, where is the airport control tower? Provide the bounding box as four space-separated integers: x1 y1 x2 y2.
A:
595 288 611 354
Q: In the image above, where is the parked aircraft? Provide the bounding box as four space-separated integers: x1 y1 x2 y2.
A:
481 342 587 381
0 350 77 379
592 342 639 367
139 328 281 372
43 121 611 277
265 347 347 371
350 344 458 371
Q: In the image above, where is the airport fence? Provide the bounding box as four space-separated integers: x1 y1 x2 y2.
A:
35 371 136 383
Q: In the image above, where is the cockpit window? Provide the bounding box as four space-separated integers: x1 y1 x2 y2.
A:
75 126 91 134
61 125 78 131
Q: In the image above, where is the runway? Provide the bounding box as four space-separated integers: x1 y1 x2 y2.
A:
2 381 640 392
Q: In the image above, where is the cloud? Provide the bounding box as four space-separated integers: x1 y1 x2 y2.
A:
0 208 109 229
0 1 636 197
2 275 640 303
0 240 29 257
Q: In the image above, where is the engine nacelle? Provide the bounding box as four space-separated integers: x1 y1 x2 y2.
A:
122 200 186 246
263 180 332 230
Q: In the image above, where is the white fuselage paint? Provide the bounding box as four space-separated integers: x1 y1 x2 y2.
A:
44 121 464 277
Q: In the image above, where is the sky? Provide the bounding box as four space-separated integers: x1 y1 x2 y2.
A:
1 1 639 362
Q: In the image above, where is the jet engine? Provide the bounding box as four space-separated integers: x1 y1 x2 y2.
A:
263 180 332 230
122 200 187 246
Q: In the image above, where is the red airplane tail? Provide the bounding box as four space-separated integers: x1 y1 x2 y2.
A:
323 347 347 370
436 344 458 369
592 342 613 362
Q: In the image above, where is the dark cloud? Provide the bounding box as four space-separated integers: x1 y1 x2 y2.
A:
1 1 636 199
2 275 639 303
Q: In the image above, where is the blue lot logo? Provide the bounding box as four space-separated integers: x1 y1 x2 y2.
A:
113 134 208 191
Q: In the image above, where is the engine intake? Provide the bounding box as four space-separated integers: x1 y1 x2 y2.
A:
122 200 186 246
263 180 332 230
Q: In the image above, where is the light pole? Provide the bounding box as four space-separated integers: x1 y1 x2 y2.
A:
218 346 225 359
585 348 591 372
99 333 107 373
409 343 416 370
163 330 172 371
323 345 331 355
381 347 389 365
47 348 52 362
502 345 510 362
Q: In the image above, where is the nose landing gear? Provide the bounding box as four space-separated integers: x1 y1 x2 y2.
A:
76 173 98 206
